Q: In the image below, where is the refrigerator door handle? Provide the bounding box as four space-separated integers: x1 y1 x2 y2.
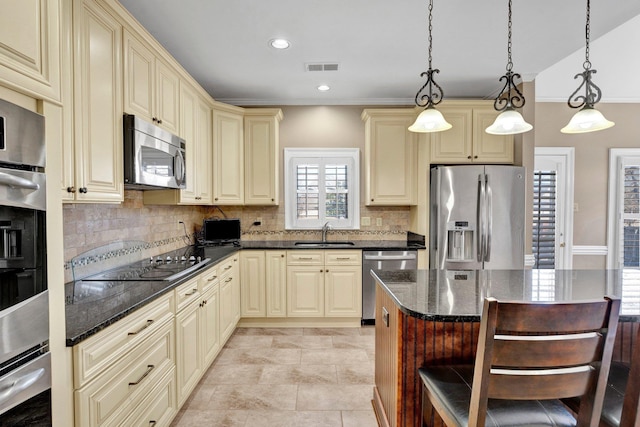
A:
477 174 485 262
485 174 492 262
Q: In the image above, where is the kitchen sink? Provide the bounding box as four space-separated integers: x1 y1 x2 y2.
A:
294 241 355 247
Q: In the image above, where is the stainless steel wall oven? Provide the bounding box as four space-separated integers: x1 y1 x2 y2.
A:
0 98 51 425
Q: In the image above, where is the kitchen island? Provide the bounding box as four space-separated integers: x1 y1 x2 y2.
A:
372 269 640 427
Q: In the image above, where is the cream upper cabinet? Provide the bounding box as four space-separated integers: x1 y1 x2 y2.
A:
244 109 283 205
123 29 179 134
361 109 418 206
195 97 213 203
213 103 245 205
0 0 61 101
430 101 514 164
70 0 123 202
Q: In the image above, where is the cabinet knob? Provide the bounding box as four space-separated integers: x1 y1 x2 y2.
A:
79 187 88 194
467 155 472 160
215 197 218 201
281 254 284 258
371 198 374 202
271 198 274 202
157 119 162 124
474 155 478 159
320 269 323 273
152 117 157 123
195 196 201 200
325 269 329 272
66 186 76 193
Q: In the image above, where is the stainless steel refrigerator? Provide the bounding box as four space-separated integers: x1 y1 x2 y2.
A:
430 165 525 270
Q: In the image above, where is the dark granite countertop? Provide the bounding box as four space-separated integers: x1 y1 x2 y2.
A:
372 269 640 322
65 246 239 346
239 240 425 250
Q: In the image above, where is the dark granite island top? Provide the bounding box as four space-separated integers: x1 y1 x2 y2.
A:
370 269 640 427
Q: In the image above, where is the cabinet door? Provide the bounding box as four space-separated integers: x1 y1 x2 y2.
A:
244 112 281 205
287 265 324 317
123 30 154 121
429 108 473 164
178 82 198 203
73 0 123 202
266 251 287 317
196 97 213 203
155 60 180 134
240 251 266 317
213 108 244 204
472 109 514 164
324 265 362 317
175 301 201 407
220 272 237 343
0 0 61 101
200 285 220 368
231 257 241 324
366 114 417 205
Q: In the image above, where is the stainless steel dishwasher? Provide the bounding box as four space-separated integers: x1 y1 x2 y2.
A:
362 250 417 324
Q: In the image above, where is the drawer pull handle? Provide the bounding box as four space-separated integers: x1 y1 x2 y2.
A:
207 276 217 281
129 365 154 386
149 421 157 427
225 277 232 283
185 288 198 296
336 257 351 260
128 320 154 336
224 265 232 271
298 257 313 260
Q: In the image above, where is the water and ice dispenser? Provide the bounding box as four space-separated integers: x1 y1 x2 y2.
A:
446 221 474 262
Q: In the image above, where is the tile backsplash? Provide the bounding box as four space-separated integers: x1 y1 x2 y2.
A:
63 190 411 281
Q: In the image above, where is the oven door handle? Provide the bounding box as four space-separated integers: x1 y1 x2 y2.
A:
0 172 40 190
0 368 45 404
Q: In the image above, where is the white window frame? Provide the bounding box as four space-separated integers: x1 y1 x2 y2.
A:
607 148 640 269
284 148 360 230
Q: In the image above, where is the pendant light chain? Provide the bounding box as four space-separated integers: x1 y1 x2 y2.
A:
412 0 444 109
428 0 433 70
506 0 513 71
584 0 591 70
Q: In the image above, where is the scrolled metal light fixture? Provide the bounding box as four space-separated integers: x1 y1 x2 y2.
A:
408 0 452 133
485 0 532 135
561 0 614 134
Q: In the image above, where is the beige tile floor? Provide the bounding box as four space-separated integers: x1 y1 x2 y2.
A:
170 326 378 427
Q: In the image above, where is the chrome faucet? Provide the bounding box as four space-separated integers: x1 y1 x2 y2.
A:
321 221 332 242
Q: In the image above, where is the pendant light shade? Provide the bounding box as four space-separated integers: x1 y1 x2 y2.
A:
485 0 532 136
486 108 533 135
408 0 451 133
408 106 452 133
562 0 614 134
560 106 614 134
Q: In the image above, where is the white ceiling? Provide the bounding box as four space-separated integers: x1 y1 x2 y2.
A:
118 0 640 106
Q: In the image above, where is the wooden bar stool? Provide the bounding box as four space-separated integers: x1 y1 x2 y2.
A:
419 296 620 427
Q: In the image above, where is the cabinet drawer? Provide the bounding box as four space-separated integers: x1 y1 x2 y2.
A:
75 320 175 427
218 256 235 276
287 250 324 265
325 250 362 265
73 292 174 389
175 276 200 312
200 266 219 294
120 367 177 427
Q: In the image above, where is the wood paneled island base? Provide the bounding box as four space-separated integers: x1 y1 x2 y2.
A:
372 270 640 427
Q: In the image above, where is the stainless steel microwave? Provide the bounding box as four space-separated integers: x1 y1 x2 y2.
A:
123 114 186 190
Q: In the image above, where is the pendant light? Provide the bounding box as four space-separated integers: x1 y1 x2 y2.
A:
561 0 614 134
408 0 451 133
485 0 532 135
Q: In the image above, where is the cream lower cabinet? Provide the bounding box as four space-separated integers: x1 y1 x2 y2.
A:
266 251 288 316
219 255 241 343
361 109 417 206
174 276 202 406
286 250 362 318
430 101 514 164
73 293 176 427
200 267 221 367
240 251 266 316
69 0 124 202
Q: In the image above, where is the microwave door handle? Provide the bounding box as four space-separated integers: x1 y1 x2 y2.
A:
175 150 186 186
0 172 39 190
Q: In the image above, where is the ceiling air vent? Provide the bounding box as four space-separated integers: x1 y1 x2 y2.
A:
305 63 339 72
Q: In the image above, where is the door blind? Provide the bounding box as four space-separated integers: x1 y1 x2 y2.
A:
533 171 556 269
622 165 640 267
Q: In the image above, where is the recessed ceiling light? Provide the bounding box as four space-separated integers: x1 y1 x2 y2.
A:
269 38 290 49
317 85 330 92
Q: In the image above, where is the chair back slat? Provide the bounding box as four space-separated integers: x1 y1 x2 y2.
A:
495 300 612 333
492 332 603 368
488 367 594 400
